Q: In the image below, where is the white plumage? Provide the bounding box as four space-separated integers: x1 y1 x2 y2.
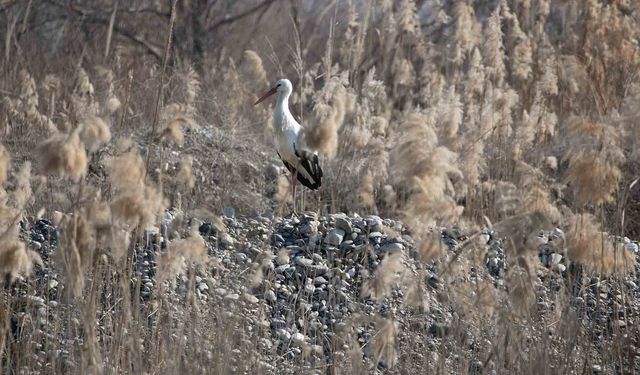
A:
254 78 323 211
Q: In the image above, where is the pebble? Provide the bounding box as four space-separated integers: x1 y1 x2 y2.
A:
198 283 209 292
224 293 240 301
346 268 356 279
552 264 566 273
625 243 639 253
294 257 313 267
265 290 277 303
276 252 290 266
626 280 638 289
304 283 316 294
243 294 259 304
549 253 563 266
307 264 329 276
220 234 235 247
291 332 306 346
552 228 565 241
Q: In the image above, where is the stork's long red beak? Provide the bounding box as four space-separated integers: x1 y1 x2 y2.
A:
254 87 277 105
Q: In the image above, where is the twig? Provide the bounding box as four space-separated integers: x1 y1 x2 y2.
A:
20 0 32 34
144 0 178 181
104 0 118 60
118 70 134 132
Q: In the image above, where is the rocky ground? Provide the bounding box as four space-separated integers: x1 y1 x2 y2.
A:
13 211 640 373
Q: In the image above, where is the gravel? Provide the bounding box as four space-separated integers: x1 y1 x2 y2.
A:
13 212 640 374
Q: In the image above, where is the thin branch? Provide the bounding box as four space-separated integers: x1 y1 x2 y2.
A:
238 0 274 56
117 6 170 18
206 0 278 33
108 23 163 60
45 0 163 60
0 0 18 13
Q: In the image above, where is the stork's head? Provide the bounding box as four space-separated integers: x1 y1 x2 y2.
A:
254 78 292 105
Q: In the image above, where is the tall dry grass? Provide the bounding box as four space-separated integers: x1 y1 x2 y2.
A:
0 0 639 373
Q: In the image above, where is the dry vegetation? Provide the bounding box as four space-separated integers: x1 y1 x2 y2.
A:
1 0 640 373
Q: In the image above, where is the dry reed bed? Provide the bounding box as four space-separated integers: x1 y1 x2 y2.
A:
1 0 640 373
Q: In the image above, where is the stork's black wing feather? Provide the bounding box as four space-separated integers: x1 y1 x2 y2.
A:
277 146 323 190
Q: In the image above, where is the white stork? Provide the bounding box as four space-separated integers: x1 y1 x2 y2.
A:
254 78 323 212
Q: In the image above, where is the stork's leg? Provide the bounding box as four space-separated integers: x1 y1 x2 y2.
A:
291 169 298 214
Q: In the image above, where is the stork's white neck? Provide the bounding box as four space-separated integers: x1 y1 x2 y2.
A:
276 91 291 113
273 91 293 132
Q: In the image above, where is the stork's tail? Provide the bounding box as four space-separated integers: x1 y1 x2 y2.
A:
296 152 323 190
281 148 323 190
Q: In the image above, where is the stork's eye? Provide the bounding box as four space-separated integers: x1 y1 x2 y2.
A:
276 83 281 87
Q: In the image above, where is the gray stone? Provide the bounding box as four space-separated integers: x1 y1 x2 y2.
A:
325 229 346 246
378 242 404 254
220 233 235 247
340 240 355 251
294 256 313 267
307 264 329 276
311 253 324 263
299 224 316 235
335 217 352 233
264 290 277 303
223 207 235 218
301 211 318 221
278 329 291 342
366 216 383 232
313 276 328 285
